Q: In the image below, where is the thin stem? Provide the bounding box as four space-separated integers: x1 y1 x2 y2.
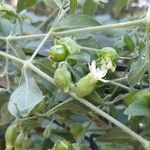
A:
0 51 24 64
107 80 130 91
68 91 150 149
0 18 146 41
36 98 73 117
7 34 46 40
146 25 150 62
28 63 55 85
0 36 6 41
80 46 98 52
5 39 10 91
53 18 146 36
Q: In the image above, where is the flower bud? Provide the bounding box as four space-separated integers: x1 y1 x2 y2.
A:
55 37 80 54
43 127 51 139
54 67 72 92
14 132 24 150
75 73 97 97
97 47 118 72
5 124 18 150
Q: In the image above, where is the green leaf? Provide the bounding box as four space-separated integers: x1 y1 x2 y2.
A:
113 0 128 17
17 0 37 12
124 33 135 51
56 14 100 29
96 128 133 143
8 71 44 117
70 0 78 14
67 52 91 63
0 103 13 126
128 58 146 86
0 17 13 36
0 2 17 19
70 123 83 139
124 99 150 117
83 0 97 16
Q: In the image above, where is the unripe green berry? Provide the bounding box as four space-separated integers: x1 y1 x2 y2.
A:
48 45 68 62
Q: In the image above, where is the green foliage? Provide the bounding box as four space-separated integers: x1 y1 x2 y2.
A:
17 0 36 12
0 0 150 150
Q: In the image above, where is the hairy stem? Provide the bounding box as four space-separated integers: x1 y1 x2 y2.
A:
0 51 24 64
68 91 150 149
53 18 146 36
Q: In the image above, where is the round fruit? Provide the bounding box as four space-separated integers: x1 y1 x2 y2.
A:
48 45 68 62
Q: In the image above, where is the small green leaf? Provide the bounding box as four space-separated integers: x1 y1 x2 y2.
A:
70 123 83 139
0 17 13 36
124 99 150 117
128 58 146 86
124 34 135 51
0 2 17 19
70 0 78 14
0 103 13 126
17 0 37 12
83 0 97 16
96 128 133 143
113 0 128 17
67 52 91 63
8 71 44 117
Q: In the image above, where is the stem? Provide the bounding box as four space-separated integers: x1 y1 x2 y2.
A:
7 34 46 40
36 98 73 117
53 18 146 36
28 63 55 85
146 25 150 62
80 46 98 52
0 51 24 64
68 91 150 149
107 80 130 91
0 36 6 41
0 18 146 41
5 39 10 91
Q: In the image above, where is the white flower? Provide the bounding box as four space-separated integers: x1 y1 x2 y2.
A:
89 61 107 81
